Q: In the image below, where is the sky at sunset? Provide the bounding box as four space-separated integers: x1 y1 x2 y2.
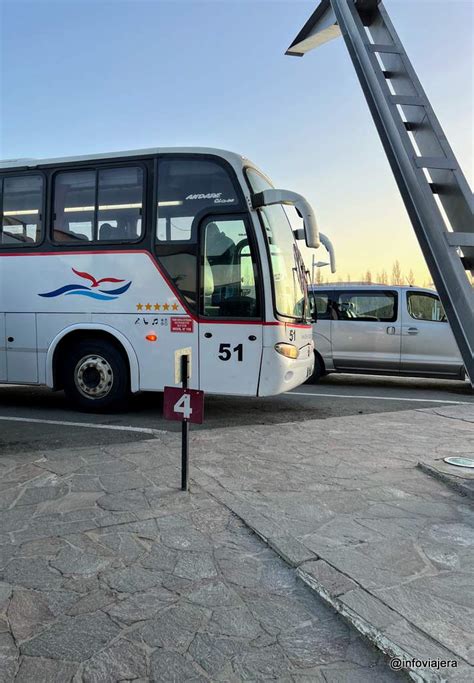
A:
1 0 472 285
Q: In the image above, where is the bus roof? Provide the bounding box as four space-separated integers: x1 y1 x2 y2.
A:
0 147 248 172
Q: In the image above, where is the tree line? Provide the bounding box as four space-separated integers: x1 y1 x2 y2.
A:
316 260 474 288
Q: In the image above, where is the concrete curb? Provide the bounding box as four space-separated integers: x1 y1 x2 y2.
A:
192 468 472 683
417 461 474 500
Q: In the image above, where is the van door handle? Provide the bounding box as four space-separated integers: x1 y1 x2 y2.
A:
407 327 419 335
386 326 395 335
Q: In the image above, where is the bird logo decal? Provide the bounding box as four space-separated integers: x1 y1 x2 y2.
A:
39 268 132 301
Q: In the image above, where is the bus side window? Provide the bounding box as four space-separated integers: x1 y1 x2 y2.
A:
1 175 44 245
53 167 144 243
53 171 95 242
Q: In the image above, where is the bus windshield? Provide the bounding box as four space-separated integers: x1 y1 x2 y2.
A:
246 168 308 320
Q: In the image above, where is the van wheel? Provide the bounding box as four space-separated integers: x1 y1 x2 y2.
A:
306 352 326 384
62 339 129 412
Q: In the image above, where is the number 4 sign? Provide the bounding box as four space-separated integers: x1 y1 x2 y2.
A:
163 387 204 424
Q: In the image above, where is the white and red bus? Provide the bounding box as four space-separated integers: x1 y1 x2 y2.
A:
0 147 319 411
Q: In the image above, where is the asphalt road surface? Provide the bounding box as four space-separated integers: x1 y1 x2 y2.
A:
0 374 472 456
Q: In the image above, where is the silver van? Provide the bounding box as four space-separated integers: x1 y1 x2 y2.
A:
309 285 464 382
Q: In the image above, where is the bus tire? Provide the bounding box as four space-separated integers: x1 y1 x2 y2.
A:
62 338 130 412
306 351 326 384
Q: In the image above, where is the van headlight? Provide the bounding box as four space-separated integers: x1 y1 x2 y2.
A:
274 343 299 359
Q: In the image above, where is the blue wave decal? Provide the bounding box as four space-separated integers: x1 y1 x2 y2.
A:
64 291 119 301
38 284 90 298
99 281 132 295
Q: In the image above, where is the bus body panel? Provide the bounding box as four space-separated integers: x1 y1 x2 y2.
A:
0 314 5 381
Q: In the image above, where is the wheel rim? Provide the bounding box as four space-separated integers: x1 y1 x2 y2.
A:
74 354 114 400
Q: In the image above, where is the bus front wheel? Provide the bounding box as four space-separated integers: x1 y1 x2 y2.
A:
306 351 326 384
62 339 130 412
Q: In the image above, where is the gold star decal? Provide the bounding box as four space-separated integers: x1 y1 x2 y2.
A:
163 303 170 311
171 303 179 311
136 303 143 311
145 303 152 311
154 303 161 311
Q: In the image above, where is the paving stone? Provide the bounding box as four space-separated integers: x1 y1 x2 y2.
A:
174 551 217 580
50 547 112 577
139 602 209 651
15 537 66 559
0 488 20 510
159 526 212 551
267 534 317 567
185 581 242 607
299 559 359 597
15 656 77 682
7 589 55 641
99 471 150 492
0 507 35 534
141 543 177 572
17 484 69 507
245 593 316 635
103 566 163 593
341 588 403 631
150 649 206 683
97 490 150 513
320 662 401 682
105 587 176 625
233 644 293 680
81 638 147 682
37 492 102 515
84 460 137 476
67 474 103 493
279 620 352 667
0 655 18 683
66 589 115 616
21 612 121 661
188 632 243 678
0 631 18 658
208 605 262 638
94 531 148 563
2 558 63 591
0 582 12 608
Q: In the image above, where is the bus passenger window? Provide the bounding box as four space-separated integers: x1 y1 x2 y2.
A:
53 167 144 243
97 167 143 241
156 158 239 243
53 171 95 242
201 219 260 318
1 175 43 245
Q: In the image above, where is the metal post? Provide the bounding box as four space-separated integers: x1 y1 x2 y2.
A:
181 354 189 491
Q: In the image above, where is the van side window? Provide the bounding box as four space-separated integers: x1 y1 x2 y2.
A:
0 174 44 245
407 292 446 322
53 167 144 243
312 291 331 320
335 291 397 322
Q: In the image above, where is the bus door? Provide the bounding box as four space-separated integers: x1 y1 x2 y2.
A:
199 216 263 395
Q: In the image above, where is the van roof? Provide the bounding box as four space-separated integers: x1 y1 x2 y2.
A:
0 147 247 172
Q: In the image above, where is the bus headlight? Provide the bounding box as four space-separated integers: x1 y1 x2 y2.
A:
274 343 299 359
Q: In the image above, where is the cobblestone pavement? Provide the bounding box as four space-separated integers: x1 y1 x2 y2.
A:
0 441 402 682
191 405 474 678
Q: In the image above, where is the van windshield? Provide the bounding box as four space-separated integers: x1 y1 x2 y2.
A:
246 168 308 320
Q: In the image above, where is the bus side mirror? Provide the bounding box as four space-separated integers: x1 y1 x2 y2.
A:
252 189 320 249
